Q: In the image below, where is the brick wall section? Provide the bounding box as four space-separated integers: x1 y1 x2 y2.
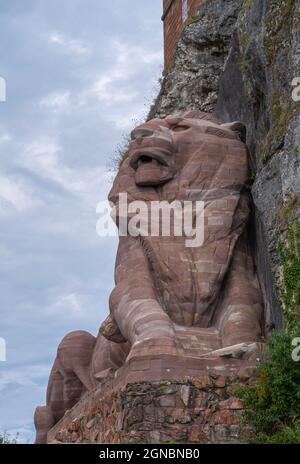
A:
162 0 208 69
163 0 182 71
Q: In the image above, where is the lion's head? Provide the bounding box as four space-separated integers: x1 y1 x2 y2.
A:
128 111 246 187
109 111 249 207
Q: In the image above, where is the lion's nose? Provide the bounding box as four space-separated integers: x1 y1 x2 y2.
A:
165 115 182 126
131 128 155 140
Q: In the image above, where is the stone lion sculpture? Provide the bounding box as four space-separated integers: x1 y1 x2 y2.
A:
34 111 263 443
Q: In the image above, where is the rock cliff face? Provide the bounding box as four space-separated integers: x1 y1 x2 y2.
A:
150 0 300 332
149 0 244 117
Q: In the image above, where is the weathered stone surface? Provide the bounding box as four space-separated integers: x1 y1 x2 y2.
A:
180 385 191 406
47 372 252 444
238 365 259 381
201 342 262 359
149 0 300 334
149 0 243 119
215 0 300 331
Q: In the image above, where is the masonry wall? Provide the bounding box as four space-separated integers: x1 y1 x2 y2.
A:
162 0 207 69
47 350 259 444
48 376 253 444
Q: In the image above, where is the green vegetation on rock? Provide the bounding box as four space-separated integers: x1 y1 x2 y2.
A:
242 0 254 10
277 221 300 330
237 323 300 443
237 217 300 443
263 0 296 66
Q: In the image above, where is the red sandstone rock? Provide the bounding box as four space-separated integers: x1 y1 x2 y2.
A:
193 374 212 389
46 377 253 444
215 410 242 426
34 406 55 444
86 418 95 429
188 425 208 443
71 431 78 442
238 366 259 381
215 375 227 388
34 112 264 443
158 395 176 407
219 397 243 410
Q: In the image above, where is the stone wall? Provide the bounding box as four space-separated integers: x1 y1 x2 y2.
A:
150 0 300 333
48 371 254 444
47 350 260 444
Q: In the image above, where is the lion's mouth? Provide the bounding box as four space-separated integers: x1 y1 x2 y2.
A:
130 149 174 187
130 150 169 171
138 155 158 167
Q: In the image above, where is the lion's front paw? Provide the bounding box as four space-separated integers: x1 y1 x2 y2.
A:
126 336 182 362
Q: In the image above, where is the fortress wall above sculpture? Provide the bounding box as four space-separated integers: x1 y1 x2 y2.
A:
162 0 207 69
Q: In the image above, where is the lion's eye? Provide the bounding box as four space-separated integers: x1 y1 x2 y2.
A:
131 128 154 140
172 125 190 132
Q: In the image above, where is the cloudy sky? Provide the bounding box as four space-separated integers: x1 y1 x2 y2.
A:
0 0 163 443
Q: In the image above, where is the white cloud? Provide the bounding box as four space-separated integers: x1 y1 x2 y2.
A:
66 40 162 131
114 40 162 67
0 175 39 213
0 364 50 443
37 39 162 130
91 76 138 104
22 139 83 192
49 32 91 56
80 40 162 106
39 91 71 112
23 139 66 184
0 133 12 144
0 364 51 392
47 293 84 317
21 138 112 211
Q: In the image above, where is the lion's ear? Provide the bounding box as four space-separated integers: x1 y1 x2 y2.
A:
221 122 246 143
